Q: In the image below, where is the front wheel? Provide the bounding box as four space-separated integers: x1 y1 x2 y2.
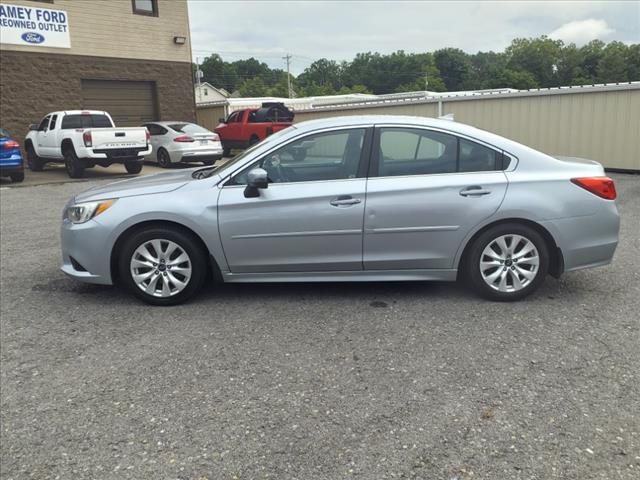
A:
118 227 208 306
125 161 143 174
64 149 85 178
465 223 549 301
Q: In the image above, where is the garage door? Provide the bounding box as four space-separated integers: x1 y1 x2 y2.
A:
81 80 158 126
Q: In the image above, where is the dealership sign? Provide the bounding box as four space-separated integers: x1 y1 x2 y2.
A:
0 3 70 48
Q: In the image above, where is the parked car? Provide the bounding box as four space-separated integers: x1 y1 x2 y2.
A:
25 110 151 178
142 122 223 168
215 102 294 156
60 115 619 306
0 128 25 183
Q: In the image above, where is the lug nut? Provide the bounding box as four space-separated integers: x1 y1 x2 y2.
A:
155 270 159 274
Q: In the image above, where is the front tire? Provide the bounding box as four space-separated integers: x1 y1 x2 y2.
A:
465 223 549 301
222 145 231 157
64 149 85 178
27 146 45 171
125 161 143 174
118 227 207 306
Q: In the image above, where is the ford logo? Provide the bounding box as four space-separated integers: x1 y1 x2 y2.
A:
21 32 45 44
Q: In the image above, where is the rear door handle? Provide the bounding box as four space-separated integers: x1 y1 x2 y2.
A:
330 195 361 206
460 186 492 197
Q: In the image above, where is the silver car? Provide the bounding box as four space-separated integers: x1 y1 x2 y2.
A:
142 121 223 168
61 116 619 305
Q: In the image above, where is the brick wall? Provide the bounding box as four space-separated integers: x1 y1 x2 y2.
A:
0 50 195 144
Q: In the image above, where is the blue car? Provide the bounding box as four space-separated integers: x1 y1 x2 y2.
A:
0 128 25 183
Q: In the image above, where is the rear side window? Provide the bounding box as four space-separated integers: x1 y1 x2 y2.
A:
168 123 209 134
458 138 500 172
61 114 114 129
375 127 503 177
49 115 58 130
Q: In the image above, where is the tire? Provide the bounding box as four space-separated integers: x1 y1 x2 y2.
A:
465 223 549 301
118 226 208 306
125 161 143 174
202 159 215 166
26 145 45 171
249 135 260 146
64 149 85 178
222 146 231 157
10 171 25 183
157 148 172 168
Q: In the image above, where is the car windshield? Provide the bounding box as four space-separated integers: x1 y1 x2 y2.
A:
192 125 297 179
168 123 210 134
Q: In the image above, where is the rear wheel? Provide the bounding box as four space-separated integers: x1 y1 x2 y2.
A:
118 227 208 306
222 146 231 157
157 148 172 168
465 223 549 301
202 158 215 166
125 161 143 174
64 149 85 178
249 135 260 146
10 171 25 183
27 145 45 171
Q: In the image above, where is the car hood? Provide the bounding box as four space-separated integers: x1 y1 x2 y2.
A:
74 169 196 202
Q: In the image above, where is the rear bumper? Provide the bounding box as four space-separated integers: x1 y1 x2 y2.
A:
167 143 224 163
541 201 620 272
87 145 152 161
0 164 24 176
0 153 24 174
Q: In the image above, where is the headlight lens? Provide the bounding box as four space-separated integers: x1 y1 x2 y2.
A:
65 199 116 224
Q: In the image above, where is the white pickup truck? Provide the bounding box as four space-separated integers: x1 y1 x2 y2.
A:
24 110 151 178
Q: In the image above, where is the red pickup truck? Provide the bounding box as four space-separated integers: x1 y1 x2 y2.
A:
215 102 294 156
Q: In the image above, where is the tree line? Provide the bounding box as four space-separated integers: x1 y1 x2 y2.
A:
196 36 639 97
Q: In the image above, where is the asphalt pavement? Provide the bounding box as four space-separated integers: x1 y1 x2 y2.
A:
1 173 638 479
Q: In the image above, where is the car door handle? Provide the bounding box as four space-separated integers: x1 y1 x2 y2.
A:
330 195 361 206
460 186 492 197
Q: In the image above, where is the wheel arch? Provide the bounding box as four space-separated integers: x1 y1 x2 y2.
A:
456 218 564 280
110 220 221 284
61 138 75 155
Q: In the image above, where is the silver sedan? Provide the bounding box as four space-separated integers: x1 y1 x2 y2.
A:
61 116 619 305
142 121 223 167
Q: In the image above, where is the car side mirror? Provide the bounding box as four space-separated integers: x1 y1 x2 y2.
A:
29 124 38 131
244 167 268 198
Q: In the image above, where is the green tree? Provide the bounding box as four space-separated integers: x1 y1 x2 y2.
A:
626 44 640 81
506 36 563 87
597 41 629 83
238 77 269 97
434 48 475 90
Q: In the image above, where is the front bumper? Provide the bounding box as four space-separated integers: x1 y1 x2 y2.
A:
60 218 113 285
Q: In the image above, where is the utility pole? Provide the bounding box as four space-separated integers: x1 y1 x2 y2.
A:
195 56 202 102
424 71 428 98
282 53 293 98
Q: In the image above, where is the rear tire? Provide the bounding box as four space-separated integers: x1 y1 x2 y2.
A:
10 171 25 183
125 161 143 174
27 146 45 171
222 146 231 157
465 223 549 301
118 227 208 306
64 149 85 178
202 159 215 166
157 148 172 168
249 135 260 146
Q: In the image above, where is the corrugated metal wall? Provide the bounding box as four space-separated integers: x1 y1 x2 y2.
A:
291 87 640 170
196 104 227 132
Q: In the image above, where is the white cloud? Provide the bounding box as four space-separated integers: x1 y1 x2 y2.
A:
548 19 615 45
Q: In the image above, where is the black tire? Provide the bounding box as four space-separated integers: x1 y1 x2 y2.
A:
26 145 45 171
202 158 215 166
10 171 25 183
157 148 172 168
125 161 143 174
465 223 549 302
249 135 260 146
64 148 85 178
117 226 208 306
222 146 232 157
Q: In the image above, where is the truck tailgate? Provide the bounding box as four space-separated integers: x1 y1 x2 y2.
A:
89 127 148 150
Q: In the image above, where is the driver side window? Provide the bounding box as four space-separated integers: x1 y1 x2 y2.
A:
232 128 366 185
38 116 51 132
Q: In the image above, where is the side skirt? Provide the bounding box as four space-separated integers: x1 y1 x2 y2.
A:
221 269 458 283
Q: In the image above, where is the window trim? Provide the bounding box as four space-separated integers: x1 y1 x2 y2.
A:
224 126 374 187
132 0 158 17
370 125 513 178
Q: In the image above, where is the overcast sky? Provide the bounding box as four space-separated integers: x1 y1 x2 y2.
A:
188 1 640 74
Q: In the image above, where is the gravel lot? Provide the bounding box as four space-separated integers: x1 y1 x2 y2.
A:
1 173 638 480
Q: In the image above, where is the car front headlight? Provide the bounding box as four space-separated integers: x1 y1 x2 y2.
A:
65 199 117 224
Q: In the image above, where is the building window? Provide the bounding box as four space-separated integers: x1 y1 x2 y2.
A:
132 0 158 16
204 89 208 96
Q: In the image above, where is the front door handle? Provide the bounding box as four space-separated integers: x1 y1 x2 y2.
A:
330 195 361 206
460 186 492 197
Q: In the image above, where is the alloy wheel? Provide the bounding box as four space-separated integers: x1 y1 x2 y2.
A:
479 234 539 292
130 239 192 297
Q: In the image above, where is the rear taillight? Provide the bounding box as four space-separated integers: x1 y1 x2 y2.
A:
211 133 220 141
3 140 19 149
145 128 150 143
83 130 92 147
571 177 617 200
174 136 195 143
